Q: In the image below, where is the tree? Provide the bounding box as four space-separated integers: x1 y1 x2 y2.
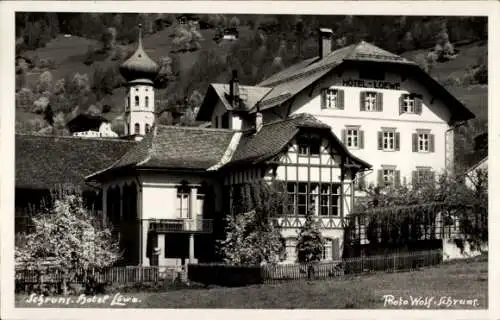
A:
296 209 325 264
216 181 286 265
36 71 53 94
15 188 121 295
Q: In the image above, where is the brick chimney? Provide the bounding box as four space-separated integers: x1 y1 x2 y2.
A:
319 28 333 59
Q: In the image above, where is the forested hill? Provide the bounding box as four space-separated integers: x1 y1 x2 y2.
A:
15 13 487 165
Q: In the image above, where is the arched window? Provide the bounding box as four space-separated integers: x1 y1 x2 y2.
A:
134 123 140 134
135 96 139 107
145 123 150 134
145 96 149 108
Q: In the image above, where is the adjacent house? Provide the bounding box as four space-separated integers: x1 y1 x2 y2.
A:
67 113 118 138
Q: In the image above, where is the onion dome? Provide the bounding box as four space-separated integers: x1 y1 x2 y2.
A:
119 24 159 83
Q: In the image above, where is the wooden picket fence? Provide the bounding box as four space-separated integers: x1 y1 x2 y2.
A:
262 249 442 284
15 265 184 286
189 249 443 286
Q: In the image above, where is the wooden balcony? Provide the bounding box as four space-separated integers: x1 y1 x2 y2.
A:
147 218 213 234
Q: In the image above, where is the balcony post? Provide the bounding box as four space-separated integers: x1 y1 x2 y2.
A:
190 187 198 230
189 233 195 263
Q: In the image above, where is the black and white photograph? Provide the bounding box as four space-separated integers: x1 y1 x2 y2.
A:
1 1 497 318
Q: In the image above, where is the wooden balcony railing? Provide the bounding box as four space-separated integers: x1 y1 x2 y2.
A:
147 218 213 234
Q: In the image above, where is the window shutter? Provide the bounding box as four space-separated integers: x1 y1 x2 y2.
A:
360 130 364 149
337 90 344 109
360 92 366 111
395 132 400 151
395 170 401 188
341 129 346 144
399 95 404 114
429 134 435 152
377 131 383 150
320 89 326 109
376 92 383 111
377 169 384 187
412 170 418 186
415 97 423 114
412 133 418 152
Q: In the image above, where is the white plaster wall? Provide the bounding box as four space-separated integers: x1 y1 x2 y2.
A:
287 68 453 187
139 172 223 219
125 84 156 135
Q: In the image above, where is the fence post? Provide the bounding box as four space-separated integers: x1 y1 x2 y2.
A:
393 254 396 272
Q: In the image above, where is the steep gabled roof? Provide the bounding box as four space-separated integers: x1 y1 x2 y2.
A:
227 113 371 169
86 125 236 179
16 134 135 190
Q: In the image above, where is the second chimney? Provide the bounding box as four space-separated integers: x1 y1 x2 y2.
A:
229 70 240 108
319 28 333 59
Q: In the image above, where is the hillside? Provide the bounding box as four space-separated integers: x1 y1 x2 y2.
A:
18 32 488 120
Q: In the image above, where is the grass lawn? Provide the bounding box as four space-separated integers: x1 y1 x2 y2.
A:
16 257 487 309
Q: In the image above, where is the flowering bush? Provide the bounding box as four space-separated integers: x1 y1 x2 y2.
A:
15 188 121 295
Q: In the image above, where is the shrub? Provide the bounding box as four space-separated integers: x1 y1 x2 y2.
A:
15 188 121 295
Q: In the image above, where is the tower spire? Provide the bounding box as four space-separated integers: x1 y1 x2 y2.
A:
137 23 143 50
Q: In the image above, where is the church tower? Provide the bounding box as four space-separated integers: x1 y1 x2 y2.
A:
119 24 159 137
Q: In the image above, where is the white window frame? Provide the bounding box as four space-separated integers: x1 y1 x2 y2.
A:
383 168 395 187
346 128 360 148
383 131 395 151
418 133 430 152
176 187 190 219
402 94 416 113
325 89 338 109
364 92 377 111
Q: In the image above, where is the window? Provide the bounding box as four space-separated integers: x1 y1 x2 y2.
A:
145 123 151 134
364 92 377 111
287 182 338 216
135 96 139 107
297 183 308 215
321 88 344 109
413 167 434 185
134 123 140 134
412 130 434 153
383 168 395 186
383 131 394 150
399 94 423 115
322 239 333 260
378 129 400 151
347 128 359 148
287 183 297 215
214 117 219 128
319 184 339 216
401 94 415 113
326 89 337 108
297 138 320 156
378 166 400 188
221 112 230 129
176 186 190 218
145 96 149 108
360 91 382 112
